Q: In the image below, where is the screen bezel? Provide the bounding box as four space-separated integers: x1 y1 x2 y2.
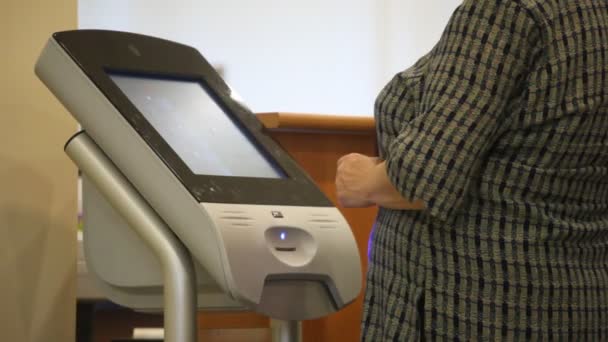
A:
54 30 332 206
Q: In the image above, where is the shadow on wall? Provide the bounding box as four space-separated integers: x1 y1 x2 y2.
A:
0 154 76 341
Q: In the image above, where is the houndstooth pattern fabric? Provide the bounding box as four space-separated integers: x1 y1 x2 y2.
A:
363 0 608 340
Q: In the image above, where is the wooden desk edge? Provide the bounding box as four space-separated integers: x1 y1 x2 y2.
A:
256 112 375 133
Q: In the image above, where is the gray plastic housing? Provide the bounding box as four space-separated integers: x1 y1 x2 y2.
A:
36 36 362 320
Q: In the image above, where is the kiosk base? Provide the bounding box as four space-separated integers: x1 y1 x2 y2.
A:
271 320 302 342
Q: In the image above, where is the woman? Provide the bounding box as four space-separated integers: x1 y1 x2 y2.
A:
336 0 608 340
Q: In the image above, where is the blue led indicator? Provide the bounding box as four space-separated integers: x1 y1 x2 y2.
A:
280 232 287 241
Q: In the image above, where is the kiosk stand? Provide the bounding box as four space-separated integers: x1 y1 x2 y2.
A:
36 30 361 342
66 133 198 342
67 133 302 342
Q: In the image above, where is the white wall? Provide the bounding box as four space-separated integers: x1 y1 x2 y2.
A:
79 0 461 116
380 0 463 81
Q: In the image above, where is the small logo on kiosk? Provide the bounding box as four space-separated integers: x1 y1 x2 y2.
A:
271 211 284 218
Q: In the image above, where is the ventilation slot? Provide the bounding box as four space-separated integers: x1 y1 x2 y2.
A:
308 214 339 229
220 212 255 228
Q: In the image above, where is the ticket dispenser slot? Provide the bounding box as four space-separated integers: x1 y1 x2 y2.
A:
265 227 317 267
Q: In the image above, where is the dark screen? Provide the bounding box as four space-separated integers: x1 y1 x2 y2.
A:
109 74 284 179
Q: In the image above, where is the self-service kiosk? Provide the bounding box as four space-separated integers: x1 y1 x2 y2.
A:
35 30 362 342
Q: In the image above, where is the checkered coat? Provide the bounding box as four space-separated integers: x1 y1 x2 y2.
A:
363 0 608 340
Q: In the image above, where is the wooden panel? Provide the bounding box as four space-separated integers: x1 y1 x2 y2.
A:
257 112 375 133
197 312 269 329
260 113 377 342
198 328 270 342
92 309 270 342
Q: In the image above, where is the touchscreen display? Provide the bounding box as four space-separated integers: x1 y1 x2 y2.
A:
109 73 284 179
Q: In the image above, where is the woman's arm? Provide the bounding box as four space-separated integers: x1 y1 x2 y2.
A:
335 153 425 210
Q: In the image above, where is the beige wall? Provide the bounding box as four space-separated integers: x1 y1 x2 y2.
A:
0 0 78 341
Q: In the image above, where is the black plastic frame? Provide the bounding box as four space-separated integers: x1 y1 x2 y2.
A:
55 30 331 207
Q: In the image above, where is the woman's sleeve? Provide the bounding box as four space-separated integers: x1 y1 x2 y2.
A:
385 0 541 220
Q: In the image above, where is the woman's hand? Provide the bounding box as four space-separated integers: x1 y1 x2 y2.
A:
335 153 379 208
336 153 426 210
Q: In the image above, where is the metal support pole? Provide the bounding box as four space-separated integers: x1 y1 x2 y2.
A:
271 320 302 342
66 132 197 342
